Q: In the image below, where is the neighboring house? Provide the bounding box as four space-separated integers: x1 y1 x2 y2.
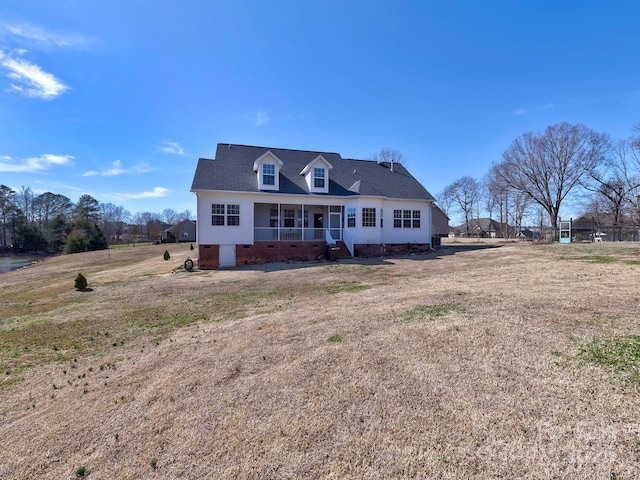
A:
516 227 542 241
571 212 639 242
454 218 503 238
190 144 437 268
431 205 449 238
161 219 197 243
431 204 449 247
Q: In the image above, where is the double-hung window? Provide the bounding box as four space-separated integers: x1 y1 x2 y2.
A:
393 210 402 228
347 208 356 228
313 168 325 188
226 204 240 226
283 209 295 228
262 164 275 186
362 208 376 227
212 204 225 226
403 210 412 228
412 210 421 228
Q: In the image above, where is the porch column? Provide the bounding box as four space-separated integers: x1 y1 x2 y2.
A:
277 203 281 241
301 204 305 241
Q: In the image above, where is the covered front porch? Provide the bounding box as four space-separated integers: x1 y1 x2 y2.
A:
254 203 344 244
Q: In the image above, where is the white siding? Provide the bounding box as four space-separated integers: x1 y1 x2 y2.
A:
348 198 384 245
381 200 432 244
196 192 255 245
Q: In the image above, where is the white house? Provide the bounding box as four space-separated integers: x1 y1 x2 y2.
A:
191 144 437 268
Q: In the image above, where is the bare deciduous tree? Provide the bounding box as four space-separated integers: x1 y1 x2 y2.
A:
443 176 482 236
582 139 640 228
496 122 610 231
370 148 406 166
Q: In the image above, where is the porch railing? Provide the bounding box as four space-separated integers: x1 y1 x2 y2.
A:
342 230 355 256
254 227 330 242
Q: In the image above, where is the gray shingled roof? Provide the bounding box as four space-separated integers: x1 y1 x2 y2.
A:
191 144 435 201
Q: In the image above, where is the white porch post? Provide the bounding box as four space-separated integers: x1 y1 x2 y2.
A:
302 204 305 240
277 203 281 241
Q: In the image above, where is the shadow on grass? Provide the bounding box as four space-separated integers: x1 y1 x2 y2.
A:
231 243 502 272
434 243 503 256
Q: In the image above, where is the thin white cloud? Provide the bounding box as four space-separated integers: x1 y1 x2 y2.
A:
0 153 73 172
161 141 185 155
3 22 91 49
115 187 170 200
82 160 151 177
0 51 69 99
512 102 554 116
34 179 84 192
253 110 270 126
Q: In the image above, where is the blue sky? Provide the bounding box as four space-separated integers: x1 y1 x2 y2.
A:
1 1 639 224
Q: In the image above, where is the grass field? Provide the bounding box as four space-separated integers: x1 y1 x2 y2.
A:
1 240 640 479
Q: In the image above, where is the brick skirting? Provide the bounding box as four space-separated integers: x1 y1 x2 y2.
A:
198 244 220 269
237 241 327 265
199 241 428 268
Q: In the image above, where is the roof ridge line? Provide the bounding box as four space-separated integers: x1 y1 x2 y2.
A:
218 143 342 156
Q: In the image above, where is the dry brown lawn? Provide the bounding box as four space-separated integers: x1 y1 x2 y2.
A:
1 240 640 479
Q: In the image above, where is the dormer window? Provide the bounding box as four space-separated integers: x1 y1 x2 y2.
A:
313 168 325 188
263 164 275 185
253 151 283 191
301 155 332 193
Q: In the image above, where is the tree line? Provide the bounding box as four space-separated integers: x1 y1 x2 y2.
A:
438 121 640 239
0 186 192 254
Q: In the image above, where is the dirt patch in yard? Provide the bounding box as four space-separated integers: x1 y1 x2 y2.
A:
1 241 640 479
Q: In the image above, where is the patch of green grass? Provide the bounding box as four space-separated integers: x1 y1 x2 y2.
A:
402 303 466 322
581 335 640 387
328 334 344 343
579 255 616 264
322 281 371 294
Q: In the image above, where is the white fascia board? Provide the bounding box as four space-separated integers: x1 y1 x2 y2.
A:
252 150 284 172
299 155 334 175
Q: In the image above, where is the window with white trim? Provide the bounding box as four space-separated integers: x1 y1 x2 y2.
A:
393 209 402 228
403 210 412 228
212 204 240 226
412 210 421 228
394 209 421 228
283 209 295 228
347 208 356 228
227 204 240 226
212 204 225 226
313 168 325 188
362 208 376 227
262 164 275 186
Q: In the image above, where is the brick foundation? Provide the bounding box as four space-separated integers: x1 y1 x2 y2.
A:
199 241 426 268
237 241 327 266
198 244 220 269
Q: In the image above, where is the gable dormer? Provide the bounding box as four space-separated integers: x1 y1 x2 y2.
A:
300 155 333 194
253 151 283 191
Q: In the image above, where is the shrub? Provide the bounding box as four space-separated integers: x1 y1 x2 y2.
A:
65 233 90 254
163 250 170 261
190 243 194 251
74 273 88 291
